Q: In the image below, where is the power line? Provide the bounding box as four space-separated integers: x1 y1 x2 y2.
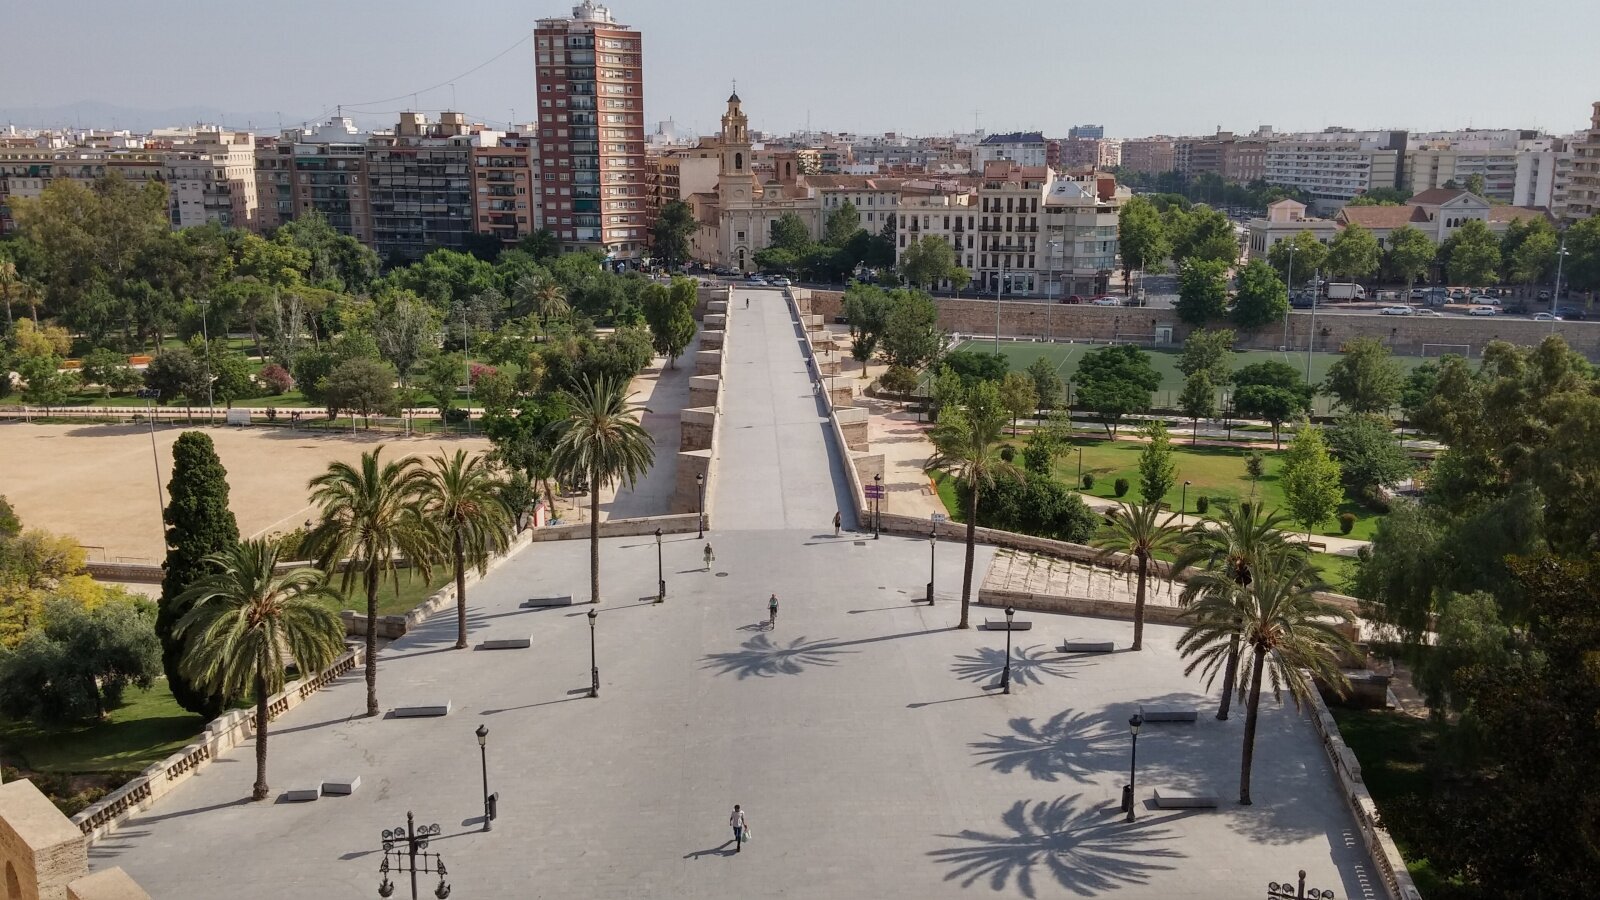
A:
339 32 530 111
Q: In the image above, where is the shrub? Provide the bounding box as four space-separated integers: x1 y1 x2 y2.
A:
999 446 1016 462
1339 512 1356 534
442 407 469 425
258 363 293 395
879 365 919 395
1081 473 1096 490
1113 477 1130 497
1022 442 1053 476
468 363 498 385
1195 495 1210 514
1240 500 1253 518
1245 451 1265 480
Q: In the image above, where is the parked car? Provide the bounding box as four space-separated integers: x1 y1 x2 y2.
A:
1413 308 1444 316
1534 312 1564 321
1290 294 1316 309
1061 295 1084 304
1469 295 1500 306
1409 288 1428 301
771 276 792 287
1468 305 1498 317
1091 296 1121 307
1449 288 1468 301
1379 305 1414 316
1555 306 1588 320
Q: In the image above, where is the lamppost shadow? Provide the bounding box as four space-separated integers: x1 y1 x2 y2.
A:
969 709 1122 783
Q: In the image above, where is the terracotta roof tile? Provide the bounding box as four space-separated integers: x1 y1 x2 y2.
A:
1336 205 1427 229
1407 187 1472 205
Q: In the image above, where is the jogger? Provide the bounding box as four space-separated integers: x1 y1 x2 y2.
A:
730 804 747 852
768 593 779 628
833 511 841 537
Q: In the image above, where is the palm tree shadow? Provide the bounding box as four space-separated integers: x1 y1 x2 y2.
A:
969 710 1121 783
950 645 1086 688
929 795 1185 898
700 634 855 678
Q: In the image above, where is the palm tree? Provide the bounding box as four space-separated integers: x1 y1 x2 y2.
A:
1170 502 1300 720
1092 499 1183 651
176 539 345 800
929 380 1014 629
0 257 16 327
550 375 655 605
513 274 569 340
420 450 513 649
1176 552 1355 804
306 447 435 717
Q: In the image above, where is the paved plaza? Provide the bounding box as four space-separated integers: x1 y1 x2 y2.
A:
92 290 1381 899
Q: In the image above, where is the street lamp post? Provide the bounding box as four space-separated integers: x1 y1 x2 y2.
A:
1553 234 1571 333
377 812 451 899
1181 480 1191 516
1076 447 1083 486
474 725 495 832
1000 605 1015 694
926 529 936 604
1267 870 1337 899
200 297 214 425
137 389 164 510
1124 713 1143 822
1282 242 1296 350
873 473 882 539
1306 269 1320 385
587 608 599 698
654 527 665 603
696 472 705 538
994 270 1005 355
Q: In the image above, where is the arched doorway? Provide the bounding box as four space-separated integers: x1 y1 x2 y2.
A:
7 861 22 900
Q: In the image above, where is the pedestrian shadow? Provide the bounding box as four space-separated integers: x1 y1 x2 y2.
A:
950 645 1087 688
683 840 739 859
928 795 1184 898
969 709 1122 783
700 634 855 678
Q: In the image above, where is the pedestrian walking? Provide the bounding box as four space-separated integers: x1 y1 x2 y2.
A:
729 804 748 852
703 543 715 570
832 511 841 537
768 593 779 628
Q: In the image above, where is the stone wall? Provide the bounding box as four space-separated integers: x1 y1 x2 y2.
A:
525 513 703 543
679 408 715 452
66 869 150 900
0 781 87 900
834 407 869 451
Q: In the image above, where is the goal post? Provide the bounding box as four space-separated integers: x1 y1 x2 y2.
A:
1420 343 1472 359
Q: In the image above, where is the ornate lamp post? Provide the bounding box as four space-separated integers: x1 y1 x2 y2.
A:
1267 870 1337 899
654 527 665 603
475 725 495 832
377 812 450 899
1124 713 1143 821
926 529 936 604
588 608 599 698
1001 606 1015 694
696 473 705 538
873 473 882 539
1181 480 1191 516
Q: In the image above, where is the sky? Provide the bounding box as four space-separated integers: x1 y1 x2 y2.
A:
3 0 1597 139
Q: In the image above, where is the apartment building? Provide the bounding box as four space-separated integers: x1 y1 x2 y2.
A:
643 141 718 238
973 160 1051 295
1068 124 1104 140
895 182 977 290
1040 174 1125 297
1224 139 1266 182
472 133 537 248
1405 130 1567 208
1119 138 1175 174
363 112 475 261
0 148 165 234
534 1 647 262
1264 129 1407 210
974 132 1048 169
1245 199 1339 258
1560 102 1600 221
164 130 258 230
1175 134 1228 178
253 117 372 241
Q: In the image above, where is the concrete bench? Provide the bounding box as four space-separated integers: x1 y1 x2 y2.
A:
282 788 320 802
321 777 361 796
1304 541 1328 552
1140 706 1198 723
521 595 574 608
392 701 451 718
983 619 1034 631
1153 789 1219 809
477 636 532 650
1060 640 1115 653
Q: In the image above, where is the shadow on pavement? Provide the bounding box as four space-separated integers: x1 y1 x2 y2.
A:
950 645 1088 688
968 709 1122 784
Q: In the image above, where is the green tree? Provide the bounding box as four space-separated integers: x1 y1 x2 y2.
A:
769 213 811 253
1168 204 1237 265
1322 336 1403 415
1116 196 1169 293
1093 500 1183 650
1179 371 1216 444
419 352 464 417
307 447 436 718
419 451 512 650
1175 258 1230 325
1137 419 1178 504
1464 173 1486 198
1327 413 1411 497
1347 187 1409 206
1231 360 1312 447
1025 357 1063 412
641 281 697 366
199 340 255 408
17 355 77 412
879 290 943 371
1509 227 1557 290
1326 223 1381 282
1266 231 1329 287
80 347 131 397
1384 224 1436 292
823 201 861 248
158 432 240 717
1073 344 1161 436
1178 328 1235 384
843 283 891 377
1445 219 1502 286
0 598 160 724
321 357 400 425
144 346 210 414
1230 259 1288 329
929 381 1013 629
929 366 965 422
1563 214 1600 291
650 200 697 269
176 540 344 800
371 290 440 386
998 371 1037 436
550 376 655 607
900 235 958 289
1280 422 1344 536
1176 553 1353 803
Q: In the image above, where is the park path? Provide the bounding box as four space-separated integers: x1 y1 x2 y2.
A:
712 288 857 531
597 329 698 519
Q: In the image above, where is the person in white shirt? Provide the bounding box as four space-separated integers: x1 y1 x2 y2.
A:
729 804 748 852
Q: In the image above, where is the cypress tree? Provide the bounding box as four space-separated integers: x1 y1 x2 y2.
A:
159 432 239 717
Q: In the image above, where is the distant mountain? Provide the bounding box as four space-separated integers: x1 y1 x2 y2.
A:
0 101 325 134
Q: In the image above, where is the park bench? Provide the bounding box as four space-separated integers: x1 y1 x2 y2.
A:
282 788 321 802
477 636 532 650
321 777 361 796
1304 541 1328 552
392 702 452 718
983 619 1033 631
1060 640 1115 653
521 595 574 608
1139 706 1198 723
1153 789 1219 809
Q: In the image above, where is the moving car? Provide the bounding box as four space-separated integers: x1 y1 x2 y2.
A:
1091 296 1121 307
1555 306 1588 320
1409 288 1428 301
1060 295 1084 304
1468 305 1497 316
1533 312 1563 321
747 276 768 286
1379 305 1414 316
771 276 792 287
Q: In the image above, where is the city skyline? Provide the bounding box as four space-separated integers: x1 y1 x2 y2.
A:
2 0 1597 138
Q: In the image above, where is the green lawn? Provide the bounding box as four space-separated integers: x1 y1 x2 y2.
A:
332 567 454 618
0 684 202 775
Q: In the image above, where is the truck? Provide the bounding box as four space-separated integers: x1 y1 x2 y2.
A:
1325 283 1367 302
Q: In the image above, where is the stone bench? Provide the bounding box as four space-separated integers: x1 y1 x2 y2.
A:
1153 788 1219 809
1060 640 1115 653
282 788 320 802
477 636 532 650
1304 541 1328 552
521 595 574 608
983 619 1033 631
322 777 361 796
1140 706 1198 723
392 702 451 718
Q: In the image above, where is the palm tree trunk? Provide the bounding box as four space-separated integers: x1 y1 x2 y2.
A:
1239 643 1268 805
364 564 379 717
453 531 468 649
1132 552 1148 651
959 485 979 629
589 467 601 604
253 671 271 800
1217 630 1240 720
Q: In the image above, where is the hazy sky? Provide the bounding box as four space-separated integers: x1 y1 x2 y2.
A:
4 0 1597 138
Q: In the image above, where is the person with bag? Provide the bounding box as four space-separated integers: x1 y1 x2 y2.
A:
729 804 748 852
